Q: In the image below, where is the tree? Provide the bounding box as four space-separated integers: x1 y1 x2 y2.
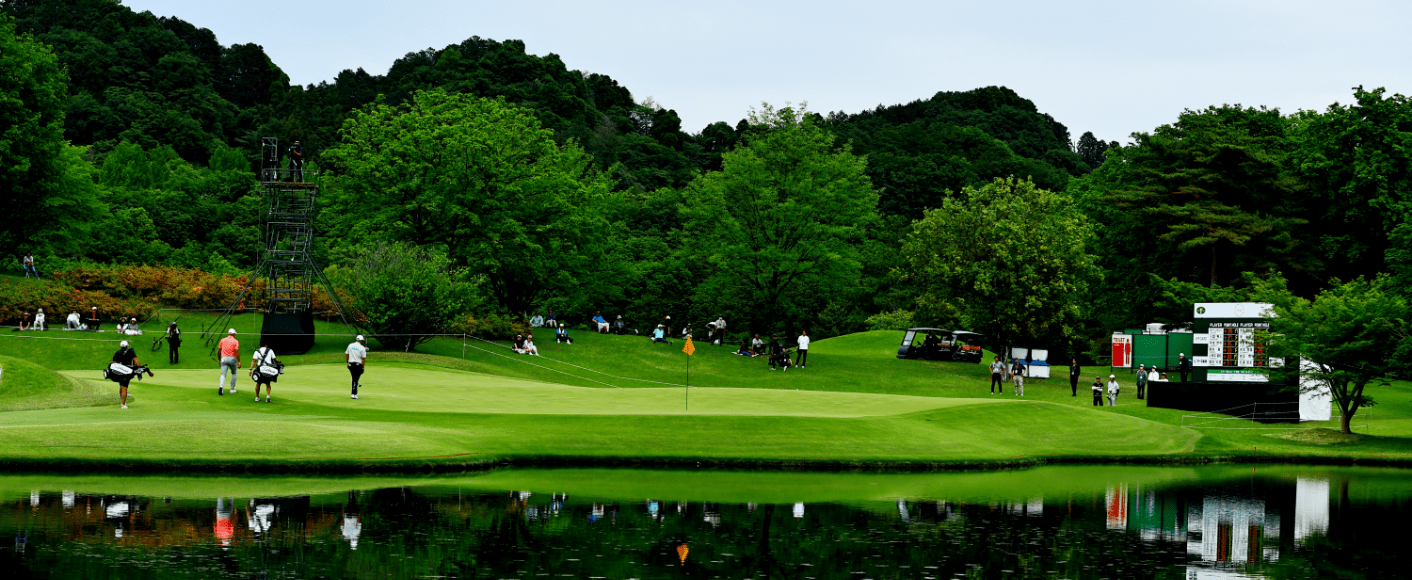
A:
903 176 1096 354
1263 276 1412 434
323 89 617 314
328 241 483 350
681 103 879 333
0 15 68 252
1075 131 1109 170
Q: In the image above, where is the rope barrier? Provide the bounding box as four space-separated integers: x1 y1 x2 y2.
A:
462 335 689 388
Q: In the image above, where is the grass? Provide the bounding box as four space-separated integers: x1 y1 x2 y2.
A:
0 319 1409 470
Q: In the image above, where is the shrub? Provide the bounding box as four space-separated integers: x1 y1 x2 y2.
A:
864 309 915 331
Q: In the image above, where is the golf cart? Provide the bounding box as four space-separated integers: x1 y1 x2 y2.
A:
896 328 985 363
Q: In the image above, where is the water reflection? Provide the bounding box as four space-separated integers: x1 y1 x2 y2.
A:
0 467 1403 579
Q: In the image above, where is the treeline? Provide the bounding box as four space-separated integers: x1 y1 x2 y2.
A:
5 1 1412 361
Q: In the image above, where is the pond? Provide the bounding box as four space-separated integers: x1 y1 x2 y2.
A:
0 465 1405 579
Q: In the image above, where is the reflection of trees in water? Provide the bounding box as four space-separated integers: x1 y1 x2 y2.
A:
1 477 1408 579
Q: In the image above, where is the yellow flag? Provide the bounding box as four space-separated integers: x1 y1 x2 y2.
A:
682 336 695 356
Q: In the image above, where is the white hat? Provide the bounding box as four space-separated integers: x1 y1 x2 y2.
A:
1109 374 1116 378
91 306 97 310
120 340 129 347
227 328 237 334
356 334 365 341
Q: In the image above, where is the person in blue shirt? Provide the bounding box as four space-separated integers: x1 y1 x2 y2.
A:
555 323 573 344
592 312 609 334
651 324 671 345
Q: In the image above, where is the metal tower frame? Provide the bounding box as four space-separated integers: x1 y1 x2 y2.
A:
202 137 359 350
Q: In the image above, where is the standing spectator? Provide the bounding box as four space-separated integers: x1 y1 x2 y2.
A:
1177 353 1192 382
661 315 672 336
556 323 574 344
612 315 626 335
217 329 240 395
592 312 609 334
1091 377 1104 407
250 338 279 403
1068 358 1081 396
529 312 545 328
795 331 810 368
87 307 101 330
111 340 146 409
288 141 305 181
32 308 45 331
712 316 727 345
165 322 182 364
1107 374 1121 406
650 324 670 345
1135 364 1148 400
346 335 368 399
1011 359 1025 396
989 356 1005 395
21 252 36 279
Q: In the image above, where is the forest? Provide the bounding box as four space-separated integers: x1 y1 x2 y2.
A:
4 0 1412 361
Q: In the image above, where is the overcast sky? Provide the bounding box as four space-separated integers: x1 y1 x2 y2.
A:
123 0 1411 144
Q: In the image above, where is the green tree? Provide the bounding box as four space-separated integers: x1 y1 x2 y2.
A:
681 104 879 333
1262 275 1412 434
0 15 68 252
323 89 616 314
1294 86 1412 281
903 176 1096 354
328 241 483 350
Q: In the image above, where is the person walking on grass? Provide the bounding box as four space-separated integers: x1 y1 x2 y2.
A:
346 334 368 399
795 330 810 368
989 356 1004 395
165 321 182 364
1011 359 1025 396
1091 376 1104 407
112 340 147 409
1107 374 1120 406
217 329 239 396
1069 358 1081 396
250 339 279 403
1135 363 1148 400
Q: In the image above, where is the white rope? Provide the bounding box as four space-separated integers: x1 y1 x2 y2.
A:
457 340 624 389
463 335 689 388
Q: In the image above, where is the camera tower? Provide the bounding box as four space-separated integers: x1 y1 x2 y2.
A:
202 137 358 354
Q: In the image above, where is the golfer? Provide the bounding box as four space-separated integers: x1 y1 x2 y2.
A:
346 335 368 399
1012 360 1025 396
250 338 278 403
217 329 239 395
111 340 146 409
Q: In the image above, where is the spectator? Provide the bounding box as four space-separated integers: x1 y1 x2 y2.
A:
768 335 788 370
795 331 810 368
165 321 181 364
593 312 609 334
1091 377 1104 407
612 315 626 335
66 310 83 330
734 337 756 357
16 311 28 331
680 323 693 338
1011 359 1025 396
523 334 540 356
751 334 764 354
1107 374 1120 406
546 308 557 327
87 307 101 330
21 252 36 279
1177 353 1192 382
661 315 672 336
529 313 545 328
1135 364 1148 400
512 334 528 354
556 323 573 344
1068 358 1081 397
32 309 44 331
989 356 1004 395
651 324 670 345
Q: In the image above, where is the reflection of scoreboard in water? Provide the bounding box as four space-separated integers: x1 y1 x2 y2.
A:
1191 303 1279 384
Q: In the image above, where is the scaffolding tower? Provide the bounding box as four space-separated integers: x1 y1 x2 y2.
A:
202 137 358 354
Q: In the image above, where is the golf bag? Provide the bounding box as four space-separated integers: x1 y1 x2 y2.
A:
104 363 150 383
249 350 284 383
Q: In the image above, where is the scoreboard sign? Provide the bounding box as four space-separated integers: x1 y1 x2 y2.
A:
1192 303 1279 384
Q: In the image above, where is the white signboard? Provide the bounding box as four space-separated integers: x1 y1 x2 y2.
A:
1194 303 1274 319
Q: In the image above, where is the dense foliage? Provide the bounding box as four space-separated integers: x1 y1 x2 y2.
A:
6 0 1412 370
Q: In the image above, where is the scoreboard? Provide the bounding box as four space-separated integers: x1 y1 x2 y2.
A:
1191 303 1278 384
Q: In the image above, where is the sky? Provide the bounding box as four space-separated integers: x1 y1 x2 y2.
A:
122 0 1412 144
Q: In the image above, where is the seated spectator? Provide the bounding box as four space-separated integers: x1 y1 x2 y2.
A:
16 312 28 331
681 323 693 338
66 310 83 330
592 312 609 334
651 324 671 345
529 313 545 328
556 323 573 344
751 334 764 354
33 308 45 331
512 334 527 354
612 315 626 335
735 337 755 356
523 334 540 356
87 307 101 330
546 308 557 327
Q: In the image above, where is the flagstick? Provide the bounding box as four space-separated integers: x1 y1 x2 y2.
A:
685 354 689 411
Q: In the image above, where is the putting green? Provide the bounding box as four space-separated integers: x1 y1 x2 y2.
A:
60 364 996 418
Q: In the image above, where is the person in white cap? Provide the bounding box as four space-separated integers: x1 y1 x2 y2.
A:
345 334 368 399
111 339 145 409
1107 374 1120 406
217 329 240 395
